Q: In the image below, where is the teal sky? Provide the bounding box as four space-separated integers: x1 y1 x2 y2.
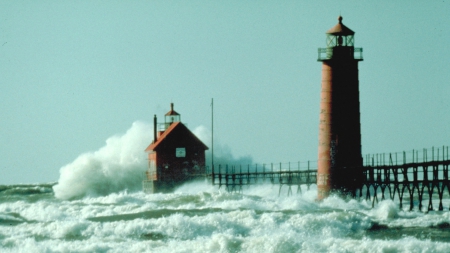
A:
1 1 450 184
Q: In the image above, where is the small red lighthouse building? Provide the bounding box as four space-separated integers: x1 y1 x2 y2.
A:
143 103 208 193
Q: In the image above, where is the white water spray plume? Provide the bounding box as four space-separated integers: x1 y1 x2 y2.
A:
53 121 152 199
53 122 253 199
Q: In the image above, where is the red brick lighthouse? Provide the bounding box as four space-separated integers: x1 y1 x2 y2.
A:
143 103 208 193
317 16 364 199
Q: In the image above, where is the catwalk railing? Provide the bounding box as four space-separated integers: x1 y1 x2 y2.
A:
207 161 318 195
359 146 450 211
207 146 450 211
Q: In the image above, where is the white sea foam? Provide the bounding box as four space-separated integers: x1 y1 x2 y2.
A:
369 199 400 220
2 186 450 252
53 121 152 200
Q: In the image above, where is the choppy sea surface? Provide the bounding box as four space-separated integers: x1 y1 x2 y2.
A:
1 181 450 253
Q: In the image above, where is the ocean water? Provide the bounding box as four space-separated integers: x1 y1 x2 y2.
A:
1 181 450 253
3 123 449 252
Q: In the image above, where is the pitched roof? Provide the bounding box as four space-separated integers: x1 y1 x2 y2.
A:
326 16 354 36
145 122 208 152
165 103 180 116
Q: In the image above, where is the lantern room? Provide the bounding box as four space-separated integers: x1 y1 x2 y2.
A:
326 16 354 47
165 103 180 128
318 16 363 61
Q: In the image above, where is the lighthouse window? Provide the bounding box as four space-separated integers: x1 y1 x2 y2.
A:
176 148 186 157
346 35 354 46
326 35 335 47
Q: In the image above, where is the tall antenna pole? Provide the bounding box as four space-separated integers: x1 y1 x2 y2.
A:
211 98 214 173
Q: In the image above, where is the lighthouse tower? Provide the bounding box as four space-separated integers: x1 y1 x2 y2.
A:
317 16 363 199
